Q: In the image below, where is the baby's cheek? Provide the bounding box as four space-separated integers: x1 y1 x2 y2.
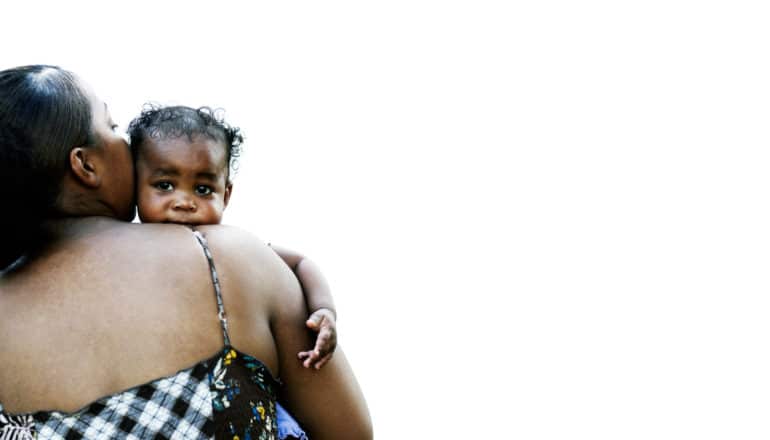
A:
200 208 224 225
136 192 165 223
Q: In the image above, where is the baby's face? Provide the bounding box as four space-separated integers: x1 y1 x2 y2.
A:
135 135 231 225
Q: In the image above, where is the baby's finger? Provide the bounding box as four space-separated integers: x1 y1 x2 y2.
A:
305 311 325 330
316 325 337 354
313 352 333 370
298 350 321 369
313 330 332 356
303 351 320 369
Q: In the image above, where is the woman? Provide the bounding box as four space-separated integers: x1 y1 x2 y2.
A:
0 65 371 439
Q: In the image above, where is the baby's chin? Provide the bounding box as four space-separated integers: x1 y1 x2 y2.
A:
137 214 192 225
138 215 215 227
137 213 161 224
137 209 221 226
143 219 206 226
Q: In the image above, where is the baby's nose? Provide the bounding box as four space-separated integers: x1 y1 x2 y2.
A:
173 196 197 211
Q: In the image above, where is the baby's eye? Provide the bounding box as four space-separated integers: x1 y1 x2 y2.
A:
154 181 174 192
195 185 213 196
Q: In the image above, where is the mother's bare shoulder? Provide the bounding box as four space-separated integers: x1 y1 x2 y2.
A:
194 225 291 279
192 224 303 310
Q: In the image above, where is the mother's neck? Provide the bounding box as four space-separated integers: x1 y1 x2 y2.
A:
55 176 127 219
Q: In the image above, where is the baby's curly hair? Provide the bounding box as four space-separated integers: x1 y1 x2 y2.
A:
128 104 243 179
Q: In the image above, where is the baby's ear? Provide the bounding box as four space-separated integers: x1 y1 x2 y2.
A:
69 146 101 188
224 182 233 207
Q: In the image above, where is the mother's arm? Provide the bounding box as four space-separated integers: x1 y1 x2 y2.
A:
270 266 372 440
200 225 372 439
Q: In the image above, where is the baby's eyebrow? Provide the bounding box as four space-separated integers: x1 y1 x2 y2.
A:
195 171 220 181
151 167 180 177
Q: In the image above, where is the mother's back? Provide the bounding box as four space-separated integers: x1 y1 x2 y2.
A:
0 219 291 414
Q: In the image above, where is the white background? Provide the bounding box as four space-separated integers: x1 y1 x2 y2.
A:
3 1 770 438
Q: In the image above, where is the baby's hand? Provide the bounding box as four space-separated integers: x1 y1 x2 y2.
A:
298 308 337 369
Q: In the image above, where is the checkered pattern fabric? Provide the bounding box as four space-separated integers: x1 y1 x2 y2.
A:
32 358 217 439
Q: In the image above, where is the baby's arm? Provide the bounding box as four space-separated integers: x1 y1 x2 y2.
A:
269 244 337 369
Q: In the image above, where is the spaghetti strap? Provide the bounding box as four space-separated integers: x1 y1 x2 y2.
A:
191 229 231 347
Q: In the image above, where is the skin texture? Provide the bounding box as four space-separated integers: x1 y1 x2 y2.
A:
0 80 371 439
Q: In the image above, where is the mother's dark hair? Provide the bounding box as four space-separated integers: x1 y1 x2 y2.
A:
0 65 95 269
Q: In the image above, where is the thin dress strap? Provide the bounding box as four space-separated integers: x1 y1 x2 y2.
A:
191 229 231 347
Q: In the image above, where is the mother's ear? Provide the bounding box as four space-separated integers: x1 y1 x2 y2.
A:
68 146 102 188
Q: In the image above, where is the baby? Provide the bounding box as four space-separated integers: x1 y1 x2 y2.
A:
127 105 335 440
